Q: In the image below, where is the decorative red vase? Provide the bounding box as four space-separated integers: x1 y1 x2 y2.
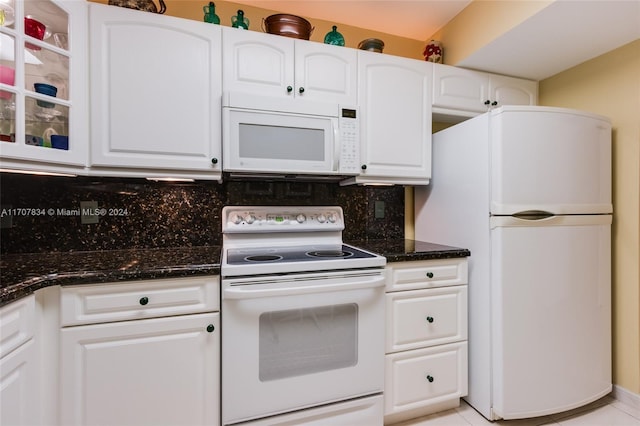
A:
424 40 443 63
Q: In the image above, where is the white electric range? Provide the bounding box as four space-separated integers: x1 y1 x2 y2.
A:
220 206 386 426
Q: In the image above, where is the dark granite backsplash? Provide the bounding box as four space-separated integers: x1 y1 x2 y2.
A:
0 173 404 254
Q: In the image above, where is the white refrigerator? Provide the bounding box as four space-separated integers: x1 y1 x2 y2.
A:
415 106 612 420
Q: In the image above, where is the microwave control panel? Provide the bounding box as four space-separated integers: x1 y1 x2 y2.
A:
338 106 360 174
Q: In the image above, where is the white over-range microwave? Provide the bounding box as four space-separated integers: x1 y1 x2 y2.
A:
222 92 360 179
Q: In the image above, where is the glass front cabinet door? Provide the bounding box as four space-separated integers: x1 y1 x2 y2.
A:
0 0 88 174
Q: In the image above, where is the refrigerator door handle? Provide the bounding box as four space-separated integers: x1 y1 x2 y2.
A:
512 210 555 220
491 214 612 229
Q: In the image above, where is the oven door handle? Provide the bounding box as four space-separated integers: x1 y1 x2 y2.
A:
223 277 385 299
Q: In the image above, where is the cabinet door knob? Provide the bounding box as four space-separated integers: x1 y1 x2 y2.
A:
484 100 491 105
426 272 434 278
211 158 218 165
206 324 215 333
426 375 434 383
361 164 367 170
298 87 305 94
491 101 498 106
426 316 434 323
139 297 149 306
287 86 293 93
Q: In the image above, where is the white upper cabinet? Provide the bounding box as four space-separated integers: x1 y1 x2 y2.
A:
293 39 357 104
432 63 537 118
490 73 538 108
89 4 222 180
222 27 357 105
432 65 489 114
344 50 432 186
0 0 89 174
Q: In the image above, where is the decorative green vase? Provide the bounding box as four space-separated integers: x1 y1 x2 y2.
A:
324 25 345 46
231 9 249 29
203 2 220 24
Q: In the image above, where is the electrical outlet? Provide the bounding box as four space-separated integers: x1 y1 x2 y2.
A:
374 201 385 219
80 201 99 224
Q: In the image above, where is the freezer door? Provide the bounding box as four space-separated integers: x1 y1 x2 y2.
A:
490 107 611 215
490 214 611 419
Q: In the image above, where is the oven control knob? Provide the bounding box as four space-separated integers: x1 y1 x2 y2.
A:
327 213 337 223
296 214 306 223
230 214 242 225
244 214 256 224
317 214 327 223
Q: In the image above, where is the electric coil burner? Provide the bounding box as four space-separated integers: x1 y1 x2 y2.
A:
221 206 386 425
308 249 352 258
226 244 375 265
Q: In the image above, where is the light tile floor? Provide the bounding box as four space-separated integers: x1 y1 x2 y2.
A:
396 396 640 426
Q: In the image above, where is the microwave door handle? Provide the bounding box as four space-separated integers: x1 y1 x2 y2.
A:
333 122 341 171
223 277 384 299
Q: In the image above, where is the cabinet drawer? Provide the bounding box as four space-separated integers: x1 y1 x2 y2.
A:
386 286 467 353
60 276 219 326
387 258 467 292
0 295 35 358
384 342 467 416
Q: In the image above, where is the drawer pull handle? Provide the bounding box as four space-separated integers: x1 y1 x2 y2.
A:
426 316 434 323
206 324 215 333
426 375 434 383
426 272 434 278
139 297 149 306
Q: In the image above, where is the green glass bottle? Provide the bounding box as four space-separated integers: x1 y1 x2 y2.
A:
231 9 249 29
324 25 345 46
203 2 220 24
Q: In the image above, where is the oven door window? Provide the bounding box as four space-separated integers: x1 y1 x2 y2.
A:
259 304 358 381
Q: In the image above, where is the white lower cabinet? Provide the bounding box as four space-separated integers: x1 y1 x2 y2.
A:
385 342 467 419
59 277 220 426
0 296 39 426
0 339 38 426
384 259 468 425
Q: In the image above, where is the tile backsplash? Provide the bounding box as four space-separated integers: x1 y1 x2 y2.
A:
0 173 404 254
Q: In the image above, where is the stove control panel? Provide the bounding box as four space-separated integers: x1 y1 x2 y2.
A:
223 206 345 233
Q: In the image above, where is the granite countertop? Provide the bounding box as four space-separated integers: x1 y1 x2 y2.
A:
349 239 470 263
0 240 469 307
0 246 222 307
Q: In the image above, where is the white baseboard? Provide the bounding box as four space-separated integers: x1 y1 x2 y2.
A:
612 385 640 411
